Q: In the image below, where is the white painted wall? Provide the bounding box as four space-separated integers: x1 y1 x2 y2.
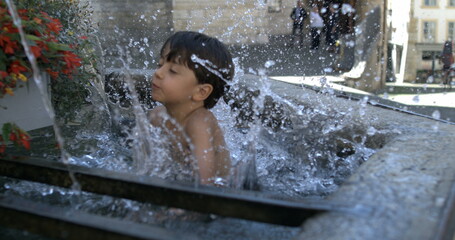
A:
413 0 455 43
389 0 412 83
0 76 52 131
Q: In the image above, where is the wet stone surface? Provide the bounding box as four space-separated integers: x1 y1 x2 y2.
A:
3 71 454 239
246 75 455 240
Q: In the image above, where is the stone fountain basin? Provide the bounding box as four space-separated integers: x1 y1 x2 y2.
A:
99 71 455 239
236 74 455 240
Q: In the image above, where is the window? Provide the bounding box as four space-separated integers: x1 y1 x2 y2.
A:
450 0 455 7
423 21 437 42
267 0 282 13
422 51 440 60
449 22 455 41
423 0 437 6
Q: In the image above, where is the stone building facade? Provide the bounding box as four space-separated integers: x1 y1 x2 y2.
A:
403 0 455 83
88 0 172 68
87 0 389 92
172 0 268 44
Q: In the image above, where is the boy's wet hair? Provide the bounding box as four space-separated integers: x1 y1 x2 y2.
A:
160 31 235 109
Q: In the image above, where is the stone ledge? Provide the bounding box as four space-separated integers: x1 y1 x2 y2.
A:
238 74 455 239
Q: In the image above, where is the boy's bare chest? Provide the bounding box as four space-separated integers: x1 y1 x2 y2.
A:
163 120 191 157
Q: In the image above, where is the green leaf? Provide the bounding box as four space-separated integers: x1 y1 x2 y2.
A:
0 51 6 71
47 42 73 51
8 33 20 42
25 34 42 41
2 123 12 141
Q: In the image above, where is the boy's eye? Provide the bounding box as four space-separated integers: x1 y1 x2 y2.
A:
169 68 178 74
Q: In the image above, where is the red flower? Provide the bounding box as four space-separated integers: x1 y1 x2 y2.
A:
31 45 42 58
37 40 49 52
19 10 29 21
0 34 18 54
33 17 42 24
62 51 81 72
2 22 18 34
9 61 27 74
39 11 50 19
0 144 5 154
46 18 62 34
22 140 30 150
19 133 30 150
0 71 8 79
0 7 6 16
9 132 16 142
18 9 28 15
34 30 42 38
45 68 59 79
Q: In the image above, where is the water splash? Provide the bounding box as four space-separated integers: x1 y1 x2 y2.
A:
4 0 389 201
0 2 395 238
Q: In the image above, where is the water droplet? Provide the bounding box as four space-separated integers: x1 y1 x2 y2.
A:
367 126 376 136
264 60 275 68
432 110 440 119
323 68 333 73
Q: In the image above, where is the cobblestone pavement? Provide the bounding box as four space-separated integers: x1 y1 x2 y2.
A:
228 34 349 77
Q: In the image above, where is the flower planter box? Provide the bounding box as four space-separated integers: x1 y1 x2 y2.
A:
0 74 52 131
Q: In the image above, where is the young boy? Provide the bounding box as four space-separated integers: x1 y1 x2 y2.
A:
149 31 234 186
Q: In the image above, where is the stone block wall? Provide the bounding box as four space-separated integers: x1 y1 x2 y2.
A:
404 10 419 82
348 0 388 92
173 0 268 44
88 0 173 69
266 1 298 36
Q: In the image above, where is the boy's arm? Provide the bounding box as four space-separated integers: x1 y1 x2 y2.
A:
186 116 216 185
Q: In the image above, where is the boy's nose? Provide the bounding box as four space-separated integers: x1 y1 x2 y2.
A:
154 66 164 79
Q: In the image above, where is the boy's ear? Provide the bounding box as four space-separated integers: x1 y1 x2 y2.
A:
193 84 213 101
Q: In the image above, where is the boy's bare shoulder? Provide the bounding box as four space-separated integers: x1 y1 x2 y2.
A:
185 108 218 131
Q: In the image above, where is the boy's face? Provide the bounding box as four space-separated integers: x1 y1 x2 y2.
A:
151 48 199 106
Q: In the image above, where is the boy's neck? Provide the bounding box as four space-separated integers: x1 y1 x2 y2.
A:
165 101 205 124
